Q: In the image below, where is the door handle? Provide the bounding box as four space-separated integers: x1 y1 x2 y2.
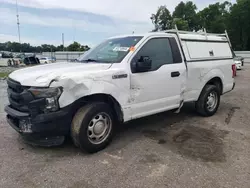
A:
171 71 180 77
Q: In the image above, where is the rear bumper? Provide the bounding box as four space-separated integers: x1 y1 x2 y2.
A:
5 105 72 146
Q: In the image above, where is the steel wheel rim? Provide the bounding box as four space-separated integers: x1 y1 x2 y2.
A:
87 112 112 145
206 91 218 112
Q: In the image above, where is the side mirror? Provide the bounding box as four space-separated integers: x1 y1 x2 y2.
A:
136 56 152 72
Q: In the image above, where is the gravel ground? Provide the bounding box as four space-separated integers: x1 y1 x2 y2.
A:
0 65 250 188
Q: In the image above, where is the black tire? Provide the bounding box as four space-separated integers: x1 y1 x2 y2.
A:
7 60 12 66
71 102 115 153
45 61 47 64
195 85 220 117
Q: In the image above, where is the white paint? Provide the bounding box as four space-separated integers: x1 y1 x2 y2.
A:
8 31 235 123
39 57 53 64
128 35 186 119
185 42 232 59
9 62 112 86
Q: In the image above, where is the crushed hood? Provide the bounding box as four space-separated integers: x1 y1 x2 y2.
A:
9 62 112 87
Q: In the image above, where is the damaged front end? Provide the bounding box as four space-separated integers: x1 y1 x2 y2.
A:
5 78 72 146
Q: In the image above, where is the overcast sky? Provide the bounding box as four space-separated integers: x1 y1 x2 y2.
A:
0 0 236 46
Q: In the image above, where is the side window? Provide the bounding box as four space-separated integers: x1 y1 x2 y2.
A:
133 38 174 72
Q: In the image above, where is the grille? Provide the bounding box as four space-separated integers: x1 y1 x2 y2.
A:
7 78 30 112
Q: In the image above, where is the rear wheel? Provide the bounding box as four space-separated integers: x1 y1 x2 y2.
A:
71 102 115 153
195 85 220 117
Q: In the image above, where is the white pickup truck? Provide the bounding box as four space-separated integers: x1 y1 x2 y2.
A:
5 29 236 153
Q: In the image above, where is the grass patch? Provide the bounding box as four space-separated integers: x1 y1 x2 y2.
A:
0 72 10 78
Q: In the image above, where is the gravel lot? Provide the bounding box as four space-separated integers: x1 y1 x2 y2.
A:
0 65 250 188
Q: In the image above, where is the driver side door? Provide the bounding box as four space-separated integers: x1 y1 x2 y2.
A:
129 36 186 119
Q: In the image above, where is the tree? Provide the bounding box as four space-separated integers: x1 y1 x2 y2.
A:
197 2 232 33
67 42 81 51
0 41 91 52
172 18 189 31
56 45 64 51
80 45 90 51
227 0 250 50
150 6 172 31
149 0 250 50
173 1 198 31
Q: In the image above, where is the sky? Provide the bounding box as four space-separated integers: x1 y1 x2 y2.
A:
0 0 236 47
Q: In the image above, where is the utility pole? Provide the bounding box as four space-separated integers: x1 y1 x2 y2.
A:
62 33 64 51
16 0 21 43
73 23 76 42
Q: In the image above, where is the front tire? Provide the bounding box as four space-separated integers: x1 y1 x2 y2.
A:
195 85 220 117
71 102 115 153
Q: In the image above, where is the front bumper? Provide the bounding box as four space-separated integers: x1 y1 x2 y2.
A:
5 105 72 146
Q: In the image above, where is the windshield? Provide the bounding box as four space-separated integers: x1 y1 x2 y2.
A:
78 36 143 63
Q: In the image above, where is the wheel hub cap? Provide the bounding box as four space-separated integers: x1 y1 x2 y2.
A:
207 92 218 111
87 113 112 145
93 121 105 135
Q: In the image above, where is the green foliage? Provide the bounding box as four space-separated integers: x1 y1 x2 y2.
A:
151 6 172 31
67 42 81 51
172 18 189 31
0 41 90 53
150 0 250 50
0 72 10 78
197 1 231 33
227 0 250 50
173 1 198 31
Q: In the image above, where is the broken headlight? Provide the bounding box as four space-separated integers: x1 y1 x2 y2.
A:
29 87 63 112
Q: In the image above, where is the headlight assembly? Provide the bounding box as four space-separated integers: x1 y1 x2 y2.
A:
29 87 63 113
29 87 62 98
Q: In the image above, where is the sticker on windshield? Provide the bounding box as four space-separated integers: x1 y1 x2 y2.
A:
129 46 135 52
113 47 130 52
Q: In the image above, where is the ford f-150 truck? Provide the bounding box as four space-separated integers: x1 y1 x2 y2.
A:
5 28 236 153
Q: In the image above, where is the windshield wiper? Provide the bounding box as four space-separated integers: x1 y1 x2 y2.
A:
80 58 99 63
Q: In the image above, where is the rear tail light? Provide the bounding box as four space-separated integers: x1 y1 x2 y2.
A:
232 64 236 78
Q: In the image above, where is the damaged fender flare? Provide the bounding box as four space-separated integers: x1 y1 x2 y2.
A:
71 93 124 123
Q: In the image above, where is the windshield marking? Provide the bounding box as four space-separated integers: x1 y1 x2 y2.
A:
113 47 130 52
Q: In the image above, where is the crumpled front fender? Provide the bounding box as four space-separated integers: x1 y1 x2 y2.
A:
50 74 130 109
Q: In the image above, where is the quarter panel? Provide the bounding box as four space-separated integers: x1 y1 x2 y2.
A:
185 59 234 101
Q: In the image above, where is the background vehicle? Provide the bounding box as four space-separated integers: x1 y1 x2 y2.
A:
23 56 40 65
232 51 244 70
234 56 244 70
39 57 55 64
5 27 235 153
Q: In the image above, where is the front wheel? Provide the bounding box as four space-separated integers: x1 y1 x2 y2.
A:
195 85 220 117
71 102 115 153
